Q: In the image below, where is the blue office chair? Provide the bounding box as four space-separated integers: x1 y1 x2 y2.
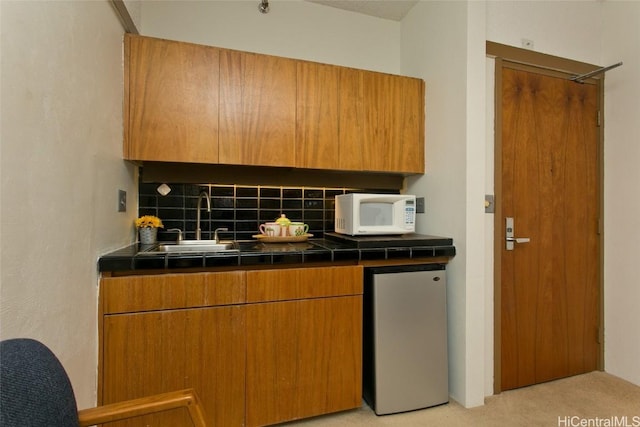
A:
0 338 207 426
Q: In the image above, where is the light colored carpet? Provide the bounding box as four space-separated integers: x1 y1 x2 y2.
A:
285 372 640 426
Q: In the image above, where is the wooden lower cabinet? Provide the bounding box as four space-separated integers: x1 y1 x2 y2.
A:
246 296 362 427
245 265 363 426
99 266 363 426
102 305 245 426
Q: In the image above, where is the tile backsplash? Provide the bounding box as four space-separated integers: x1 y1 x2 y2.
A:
138 182 396 242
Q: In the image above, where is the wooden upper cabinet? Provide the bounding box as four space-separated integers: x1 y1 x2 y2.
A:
362 72 424 173
303 65 425 173
340 68 425 174
124 35 219 163
123 35 425 174
219 49 297 167
296 61 340 169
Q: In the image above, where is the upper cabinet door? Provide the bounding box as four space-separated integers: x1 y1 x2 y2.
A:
125 35 219 163
338 68 365 171
296 62 340 169
219 50 297 167
361 72 425 174
404 77 426 173
340 69 425 174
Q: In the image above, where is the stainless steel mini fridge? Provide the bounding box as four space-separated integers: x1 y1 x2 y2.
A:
362 264 449 415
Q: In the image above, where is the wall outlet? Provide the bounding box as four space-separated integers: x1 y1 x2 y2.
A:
416 197 425 214
118 190 127 212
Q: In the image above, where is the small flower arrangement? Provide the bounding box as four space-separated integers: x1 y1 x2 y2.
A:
135 215 164 229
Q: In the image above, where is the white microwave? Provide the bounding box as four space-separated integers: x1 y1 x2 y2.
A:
334 193 416 236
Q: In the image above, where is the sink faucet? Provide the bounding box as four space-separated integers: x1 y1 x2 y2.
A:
196 191 211 240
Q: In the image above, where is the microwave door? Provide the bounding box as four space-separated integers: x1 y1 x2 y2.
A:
361 203 393 226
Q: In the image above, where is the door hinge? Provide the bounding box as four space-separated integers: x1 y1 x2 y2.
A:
597 110 601 127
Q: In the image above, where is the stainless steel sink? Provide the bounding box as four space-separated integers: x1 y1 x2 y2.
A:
142 240 239 254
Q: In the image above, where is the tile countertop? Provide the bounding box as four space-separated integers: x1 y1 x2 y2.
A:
98 234 455 272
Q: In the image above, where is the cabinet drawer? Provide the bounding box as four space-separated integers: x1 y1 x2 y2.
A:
246 266 363 303
102 272 245 314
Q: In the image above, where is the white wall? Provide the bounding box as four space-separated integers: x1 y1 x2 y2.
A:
484 56 495 396
141 0 402 74
0 0 136 407
486 0 602 65
402 0 486 408
464 0 489 406
123 0 142 30
601 1 640 386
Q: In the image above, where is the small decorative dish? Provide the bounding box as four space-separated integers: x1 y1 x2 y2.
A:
252 233 313 243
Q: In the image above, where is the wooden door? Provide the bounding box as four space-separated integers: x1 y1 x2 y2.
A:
103 306 246 426
219 49 297 167
125 35 219 163
499 64 600 391
296 61 340 169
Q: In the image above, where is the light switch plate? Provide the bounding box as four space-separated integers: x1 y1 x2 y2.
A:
118 190 127 212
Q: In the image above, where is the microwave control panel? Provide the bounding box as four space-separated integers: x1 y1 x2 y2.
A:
404 200 416 227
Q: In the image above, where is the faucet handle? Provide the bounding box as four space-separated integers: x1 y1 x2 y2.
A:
166 228 183 242
213 227 229 243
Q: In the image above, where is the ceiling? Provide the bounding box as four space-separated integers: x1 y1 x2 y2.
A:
304 0 419 21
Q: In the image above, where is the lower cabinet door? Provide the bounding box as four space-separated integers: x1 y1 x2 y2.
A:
102 306 245 427
245 296 363 427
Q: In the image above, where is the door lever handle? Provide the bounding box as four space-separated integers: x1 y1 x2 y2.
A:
506 237 530 244
505 217 530 250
